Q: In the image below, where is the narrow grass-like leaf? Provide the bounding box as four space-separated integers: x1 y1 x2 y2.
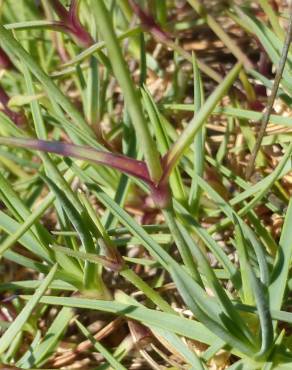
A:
0 210 52 262
120 268 174 313
21 295 218 345
91 0 162 182
0 137 152 185
234 222 254 305
76 319 127 370
42 175 100 290
0 280 75 292
163 207 202 282
178 222 254 345
52 245 123 271
174 201 239 285
15 330 42 368
269 195 292 311
164 104 292 128
258 0 284 39
86 56 99 127
88 183 224 319
187 0 252 68
152 327 205 370
249 269 273 360
4 20 69 31
61 27 141 68
0 263 58 355
17 307 73 368
0 171 51 247
164 62 241 175
141 87 186 203
195 175 270 286
189 54 205 211
170 263 255 357
0 25 94 137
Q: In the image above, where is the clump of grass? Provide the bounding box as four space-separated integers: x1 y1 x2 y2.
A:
0 1 292 369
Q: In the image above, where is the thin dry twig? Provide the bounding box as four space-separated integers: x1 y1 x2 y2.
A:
246 3 292 179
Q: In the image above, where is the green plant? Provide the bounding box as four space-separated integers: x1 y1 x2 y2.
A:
0 1 292 369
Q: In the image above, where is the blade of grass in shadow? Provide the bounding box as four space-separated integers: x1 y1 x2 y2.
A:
0 263 58 355
234 222 255 305
195 175 270 288
64 192 174 313
170 264 256 357
234 220 273 360
19 295 221 347
249 267 274 360
17 307 73 368
42 175 107 294
152 327 206 370
163 206 203 283
177 222 254 346
75 319 127 370
174 200 239 286
87 183 219 309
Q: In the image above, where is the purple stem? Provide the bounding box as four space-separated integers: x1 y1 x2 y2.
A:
0 137 151 184
0 48 13 70
49 0 93 47
0 137 172 208
50 0 69 22
128 0 171 43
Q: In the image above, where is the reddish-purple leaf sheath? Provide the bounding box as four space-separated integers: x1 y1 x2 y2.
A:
0 137 173 208
49 0 93 47
0 137 152 184
50 0 69 22
0 48 13 70
128 0 171 43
